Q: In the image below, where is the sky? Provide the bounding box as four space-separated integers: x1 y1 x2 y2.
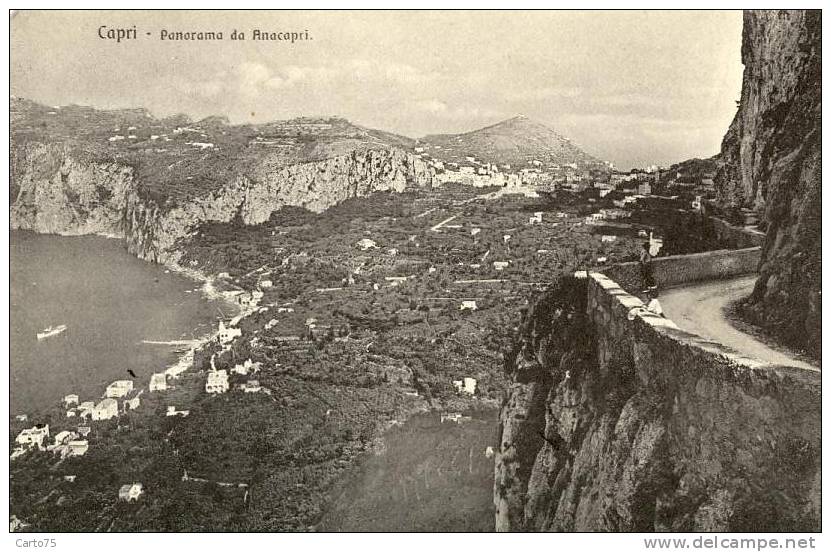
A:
11 10 745 169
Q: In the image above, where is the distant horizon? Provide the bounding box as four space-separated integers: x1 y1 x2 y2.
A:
11 10 745 169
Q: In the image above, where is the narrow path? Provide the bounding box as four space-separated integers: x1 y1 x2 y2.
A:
660 275 819 372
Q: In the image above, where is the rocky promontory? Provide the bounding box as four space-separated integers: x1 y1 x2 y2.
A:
10 107 434 264
715 10 821 358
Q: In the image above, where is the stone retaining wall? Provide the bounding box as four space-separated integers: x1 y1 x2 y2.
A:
582 270 820 530
601 247 761 295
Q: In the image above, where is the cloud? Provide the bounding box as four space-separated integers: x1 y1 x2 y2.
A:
507 86 585 101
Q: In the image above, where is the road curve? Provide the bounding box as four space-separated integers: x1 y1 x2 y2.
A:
660 275 819 372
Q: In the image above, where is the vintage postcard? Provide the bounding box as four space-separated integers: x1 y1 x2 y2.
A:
7 8 822 544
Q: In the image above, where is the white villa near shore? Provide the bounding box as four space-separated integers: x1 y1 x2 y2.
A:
66 440 89 457
218 320 242 344
92 398 118 421
15 425 50 450
106 380 134 398
77 401 95 416
206 370 229 394
149 373 167 392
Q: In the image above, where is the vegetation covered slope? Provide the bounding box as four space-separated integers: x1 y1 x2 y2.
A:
421 116 604 170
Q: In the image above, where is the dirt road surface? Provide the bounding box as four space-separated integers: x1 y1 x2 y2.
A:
660 275 819 372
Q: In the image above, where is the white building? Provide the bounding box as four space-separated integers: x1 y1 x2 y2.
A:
462 377 477 395
106 380 133 398
460 300 478 311
528 212 543 224
441 412 463 423
66 440 89 457
124 396 141 411
243 380 262 393
166 406 190 417
64 394 79 407
218 320 242 344
53 430 75 446
118 483 144 502
16 425 50 450
233 359 262 376
692 195 703 211
259 279 273 289
206 370 229 394
601 235 617 243
149 373 167 392
356 238 377 250
493 261 510 271
92 399 118 421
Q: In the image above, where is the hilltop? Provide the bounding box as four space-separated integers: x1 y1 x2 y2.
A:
420 116 605 170
10 97 418 204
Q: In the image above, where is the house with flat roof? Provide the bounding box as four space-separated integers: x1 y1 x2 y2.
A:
218 320 242 344
118 483 144 502
15 425 50 450
66 440 89 458
106 380 133 398
92 399 118 421
206 370 229 394
149 373 167 392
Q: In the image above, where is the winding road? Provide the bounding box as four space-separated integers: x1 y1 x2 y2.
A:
660 275 819 372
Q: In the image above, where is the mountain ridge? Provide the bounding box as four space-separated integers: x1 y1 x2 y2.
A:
420 115 605 169
11 97 605 172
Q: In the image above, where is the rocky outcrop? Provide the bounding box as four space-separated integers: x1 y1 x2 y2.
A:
494 275 820 532
11 143 135 237
715 10 821 357
11 144 433 263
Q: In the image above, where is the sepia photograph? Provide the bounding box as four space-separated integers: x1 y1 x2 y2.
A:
5 5 823 545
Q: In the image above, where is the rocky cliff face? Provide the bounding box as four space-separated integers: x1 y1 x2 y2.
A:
494 276 820 532
11 143 433 264
715 10 821 357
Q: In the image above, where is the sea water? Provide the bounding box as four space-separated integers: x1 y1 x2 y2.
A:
10 231 231 413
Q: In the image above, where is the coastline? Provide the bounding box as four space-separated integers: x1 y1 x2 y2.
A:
9 229 244 416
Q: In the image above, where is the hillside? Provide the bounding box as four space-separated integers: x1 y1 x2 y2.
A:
420 116 604 170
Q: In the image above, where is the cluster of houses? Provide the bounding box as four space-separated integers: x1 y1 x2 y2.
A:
12 369 178 462
417 145 612 191
205 357 265 395
12 423 91 461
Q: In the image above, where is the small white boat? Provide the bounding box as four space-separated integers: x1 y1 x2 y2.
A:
37 324 67 340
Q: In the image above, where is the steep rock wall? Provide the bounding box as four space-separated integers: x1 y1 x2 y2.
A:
494 274 820 532
11 144 433 264
11 143 134 236
715 10 821 357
